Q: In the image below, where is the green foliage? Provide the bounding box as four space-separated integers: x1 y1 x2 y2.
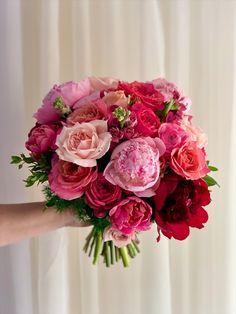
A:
156 99 178 121
203 174 220 187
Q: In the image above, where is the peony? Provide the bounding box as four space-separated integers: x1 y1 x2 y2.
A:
158 123 188 153
104 137 166 197
34 80 92 124
170 141 209 180
154 175 210 240
25 124 58 154
85 173 122 218
56 120 112 167
103 226 135 248
102 91 129 108
89 76 119 92
48 155 97 200
131 102 161 137
109 196 152 235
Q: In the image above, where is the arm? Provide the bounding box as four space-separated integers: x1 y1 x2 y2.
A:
0 202 89 247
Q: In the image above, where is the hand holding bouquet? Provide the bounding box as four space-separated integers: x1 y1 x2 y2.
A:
12 77 218 267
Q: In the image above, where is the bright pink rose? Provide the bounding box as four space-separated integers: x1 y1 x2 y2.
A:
56 120 112 167
89 77 119 92
34 80 91 124
85 173 122 218
104 137 166 197
118 81 165 110
25 124 58 154
170 141 209 180
103 226 135 248
102 91 129 108
181 115 208 148
109 196 152 235
48 156 97 200
158 123 188 153
131 103 160 137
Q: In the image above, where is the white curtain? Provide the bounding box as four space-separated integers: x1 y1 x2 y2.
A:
0 0 235 313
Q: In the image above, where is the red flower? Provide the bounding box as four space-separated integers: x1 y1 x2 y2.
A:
154 175 211 241
118 81 165 110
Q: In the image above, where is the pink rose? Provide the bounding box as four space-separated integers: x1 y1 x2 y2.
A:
104 137 166 197
56 120 112 167
181 115 208 148
89 77 119 92
158 123 188 153
34 80 91 124
48 156 97 200
103 226 135 248
109 196 152 235
25 124 58 154
170 141 209 180
67 100 107 124
85 173 122 218
102 91 129 108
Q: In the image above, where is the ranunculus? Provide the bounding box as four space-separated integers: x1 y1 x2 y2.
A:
56 120 112 167
25 124 58 154
131 103 161 137
118 81 165 110
89 76 119 91
48 155 97 200
170 141 209 180
109 196 152 235
34 80 92 124
103 226 135 248
154 175 210 240
102 91 129 108
85 173 122 218
181 115 208 148
158 123 188 153
104 137 166 197
67 100 107 124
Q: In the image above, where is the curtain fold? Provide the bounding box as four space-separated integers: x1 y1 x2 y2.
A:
0 1 235 314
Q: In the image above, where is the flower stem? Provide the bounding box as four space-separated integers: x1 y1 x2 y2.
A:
89 236 96 257
104 241 110 267
119 247 129 267
115 246 120 262
93 231 102 265
132 240 140 253
83 228 94 253
109 241 115 265
127 244 136 258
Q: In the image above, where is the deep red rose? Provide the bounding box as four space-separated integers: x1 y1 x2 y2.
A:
118 81 165 110
85 173 122 218
154 175 210 241
131 103 161 137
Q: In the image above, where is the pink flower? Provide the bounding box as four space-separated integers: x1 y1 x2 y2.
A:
48 155 97 200
67 100 107 124
89 76 119 92
34 80 91 124
158 123 188 153
103 226 135 248
109 196 152 235
56 120 112 167
109 127 124 143
85 173 122 218
25 124 58 154
170 141 210 180
102 91 129 108
104 137 166 197
181 115 208 148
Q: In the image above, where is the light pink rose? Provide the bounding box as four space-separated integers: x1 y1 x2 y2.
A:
25 124 58 154
48 155 97 200
89 77 119 92
109 196 152 235
56 120 112 167
103 226 135 248
104 137 166 197
158 123 188 153
34 79 92 124
170 141 210 180
181 115 208 148
102 91 129 108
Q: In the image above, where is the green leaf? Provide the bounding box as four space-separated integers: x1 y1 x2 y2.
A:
203 175 220 187
208 165 218 172
11 156 22 164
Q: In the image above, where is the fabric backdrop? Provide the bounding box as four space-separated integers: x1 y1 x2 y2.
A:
0 1 235 314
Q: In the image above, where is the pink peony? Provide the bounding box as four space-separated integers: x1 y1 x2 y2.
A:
48 155 97 200
34 80 92 124
109 196 152 235
104 137 166 197
103 226 135 248
25 124 58 154
170 141 209 180
89 76 119 92
102 91 129 108
158 123 188 153
85 173 122 218
56 120 112 167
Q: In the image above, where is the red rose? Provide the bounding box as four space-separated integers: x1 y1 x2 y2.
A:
85 173 122 218
154 175 210 241
131 103 161 137
118 81 165 110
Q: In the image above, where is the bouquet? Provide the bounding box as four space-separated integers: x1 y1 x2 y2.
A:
11 77 218 267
